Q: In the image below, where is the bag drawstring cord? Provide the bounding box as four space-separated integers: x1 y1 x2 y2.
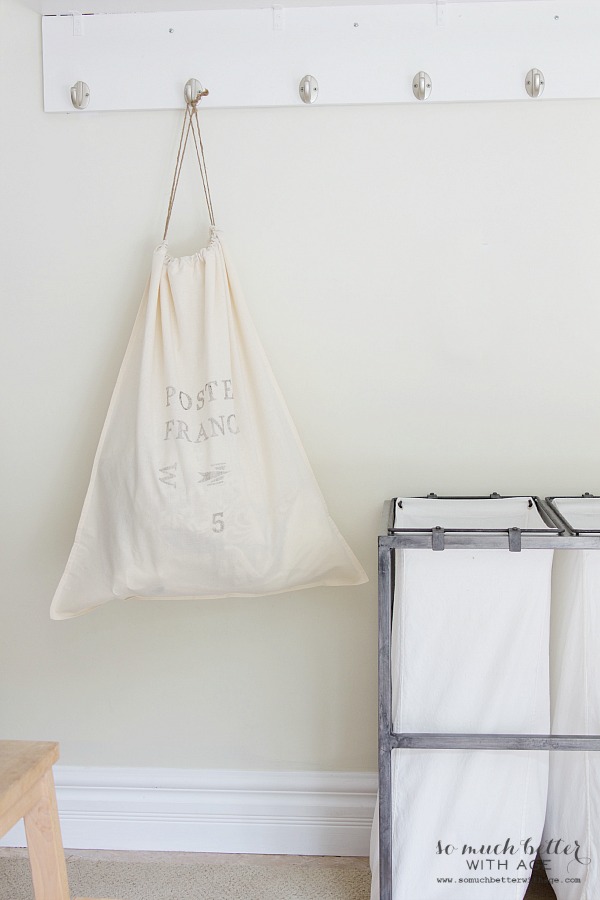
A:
163 89 215 241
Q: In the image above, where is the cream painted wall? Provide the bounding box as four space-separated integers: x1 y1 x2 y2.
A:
2 0 600 771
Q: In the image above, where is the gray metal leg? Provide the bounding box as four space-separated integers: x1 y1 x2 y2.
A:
378 750 392 900
378 541 393 900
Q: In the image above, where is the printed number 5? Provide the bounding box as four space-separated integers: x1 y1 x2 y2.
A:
212 512 225 533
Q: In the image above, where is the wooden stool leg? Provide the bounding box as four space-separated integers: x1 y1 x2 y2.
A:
23 767 70 900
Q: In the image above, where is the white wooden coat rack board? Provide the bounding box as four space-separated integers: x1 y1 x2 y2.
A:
41 1 600 113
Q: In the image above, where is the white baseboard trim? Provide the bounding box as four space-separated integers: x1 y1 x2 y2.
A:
1 766 377 856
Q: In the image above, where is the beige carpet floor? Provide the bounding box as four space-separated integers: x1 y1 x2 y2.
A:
0 848 557 899
0 849 370 900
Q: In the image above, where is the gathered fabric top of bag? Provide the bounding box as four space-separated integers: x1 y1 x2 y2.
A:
50 95 367 619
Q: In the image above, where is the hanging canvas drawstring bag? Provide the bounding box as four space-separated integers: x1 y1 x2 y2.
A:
50 97 367 619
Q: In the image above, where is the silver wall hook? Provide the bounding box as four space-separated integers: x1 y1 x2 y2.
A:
525 68 545 98
70 80 90 109
299 74 319 104
412 71 432 101
184 78 208 105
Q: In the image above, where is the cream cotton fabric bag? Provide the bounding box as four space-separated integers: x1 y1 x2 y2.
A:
51 101 366 619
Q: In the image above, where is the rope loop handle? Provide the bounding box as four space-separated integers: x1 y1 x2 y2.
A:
163 89 215 241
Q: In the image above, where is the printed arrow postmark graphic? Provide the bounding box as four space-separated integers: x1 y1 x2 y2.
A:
199 463 229 487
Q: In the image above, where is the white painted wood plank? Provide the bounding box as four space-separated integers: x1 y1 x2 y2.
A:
41 2 600 112
23 0 548 16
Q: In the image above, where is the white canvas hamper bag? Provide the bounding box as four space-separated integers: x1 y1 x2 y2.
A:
50 100 366 619
370 497 554 900
543 497 600 900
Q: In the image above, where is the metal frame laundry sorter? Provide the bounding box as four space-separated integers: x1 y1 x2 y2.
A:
377 494 600 900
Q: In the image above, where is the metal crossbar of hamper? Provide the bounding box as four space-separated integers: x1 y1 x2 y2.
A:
377 493 600 900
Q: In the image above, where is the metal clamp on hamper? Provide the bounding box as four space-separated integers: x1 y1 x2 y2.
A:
432 526 445 551
508 527 522 552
